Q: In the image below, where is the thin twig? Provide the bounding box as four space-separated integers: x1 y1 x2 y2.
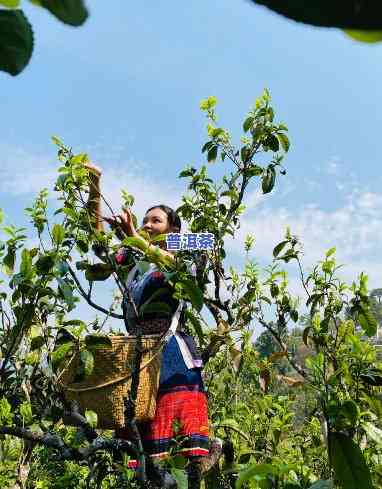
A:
67 265 124 319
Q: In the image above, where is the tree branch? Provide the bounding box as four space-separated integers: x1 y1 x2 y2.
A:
258 317 308 379
67 265 124 319
0 426 139 461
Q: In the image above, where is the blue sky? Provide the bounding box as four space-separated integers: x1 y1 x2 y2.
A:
1 0 382 326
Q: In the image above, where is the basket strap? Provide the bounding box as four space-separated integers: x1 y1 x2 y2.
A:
165 299 185 340
61 339 165 393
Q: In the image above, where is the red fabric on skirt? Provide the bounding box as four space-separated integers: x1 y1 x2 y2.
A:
121 389 209 468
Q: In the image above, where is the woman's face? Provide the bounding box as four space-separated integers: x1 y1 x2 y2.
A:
141 208 171 238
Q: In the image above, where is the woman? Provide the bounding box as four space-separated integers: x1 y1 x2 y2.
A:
85 164 210 484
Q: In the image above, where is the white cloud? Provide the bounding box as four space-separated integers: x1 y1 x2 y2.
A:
226 189 382 290
326 156 342 175
0 143 185 224
0 144 57 195
2 142 382 301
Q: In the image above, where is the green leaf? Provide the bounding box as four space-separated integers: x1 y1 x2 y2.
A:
200 96 217 111
70 153 88 164
170 468 188 489
30 335 45 351
240 146 251 163
25 351 39 365
277 133 290 152
236 464 276 489
3 248 16 275
273 240 288 257
0 9 33 76
74 349 94 381
122 236 148 252
340 400 358 425
57 277 76 307
85 335 112 350
265 134 279 152
360 367 382 386
246 164 263 178
185 309 205 345
248 1 382 31
201 141 214 153
51 135 63 147
363 422 382 445
345 30 382 43
36 254 55 273
210 127 224 138
20 249 32 277
139 301 172 316
207 145 218 163
0 397 13 425
20 401 33 424
0 0 20 7
290 309 299 323
85 409 98 428
262 166 276 194
358 304 378 337
56 260 69 276
85 263 114 281
270 283 279 298
308 481 333 489
40 0 88 26
52 223 65 245
179 167 196 178
171 455 187 470
62 319 87 328
329 432 373 489
326 247 336 258
243 116 254 133
183 279 204 312
51 341 73 370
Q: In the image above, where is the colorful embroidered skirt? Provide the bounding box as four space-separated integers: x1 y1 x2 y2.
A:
116 335 209 466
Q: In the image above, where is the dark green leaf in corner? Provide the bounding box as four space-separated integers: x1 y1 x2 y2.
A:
0 10 34 76
40 0 88 27
345 30 382 43
0 1 20 7
329 432 373 489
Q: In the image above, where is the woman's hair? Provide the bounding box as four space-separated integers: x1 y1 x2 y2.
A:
145 204 181 233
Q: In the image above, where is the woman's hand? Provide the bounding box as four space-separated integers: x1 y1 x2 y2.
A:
84 162 102 180
103 208 138 238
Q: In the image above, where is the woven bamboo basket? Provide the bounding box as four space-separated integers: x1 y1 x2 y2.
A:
58 335 163 430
